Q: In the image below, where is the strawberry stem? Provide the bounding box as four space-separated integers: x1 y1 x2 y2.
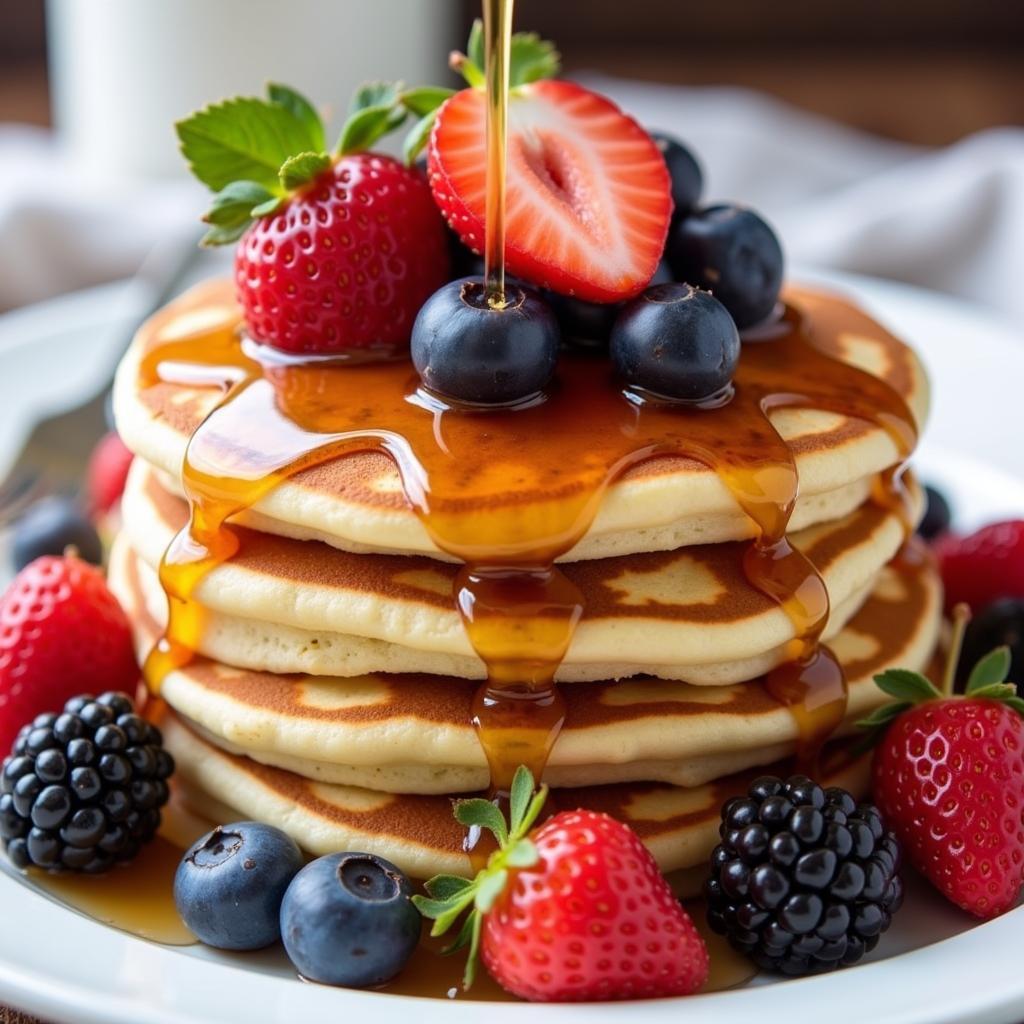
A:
941 603 971 698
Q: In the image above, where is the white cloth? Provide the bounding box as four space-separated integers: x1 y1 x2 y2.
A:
2 81 1023 324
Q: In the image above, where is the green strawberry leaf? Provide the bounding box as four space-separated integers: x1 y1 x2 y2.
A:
1005 696 1024 716
856 701 912 732
203 180 276 228
176 96 321 193
509 764 534 834
475 868 508 913
454 798 509 846
267 82 325 152
503 837 538 868
425 874 475 901
351 81 402 114
402 109 438 167
509 31 561 86
966 645 1012 693
467 19 485 73
200 223 250 247
251 196 284 218
966 682 1019 702
873 668 941 703
336 102 408 156
400 86 455 118
279 152 331 190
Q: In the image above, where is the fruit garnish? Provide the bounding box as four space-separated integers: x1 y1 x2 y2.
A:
917 483 952 541
176 82 450 355
935 518 1024 612
174 822 302 950
411 278 559 404
281 852 420 988
705 774 903 976
413 766 708 1002
86 431 134 519
1 691 173 872
667 204 784 329
650 132 704 217
404 23 672 304
0 554 139 755
610 282 740 403
859 606 1024 918
11 496 102 573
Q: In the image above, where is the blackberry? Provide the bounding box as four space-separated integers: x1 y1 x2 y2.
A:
0 691 174 873
704 774 903 976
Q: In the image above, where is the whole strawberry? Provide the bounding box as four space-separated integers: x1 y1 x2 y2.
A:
87 431 134 517
0 555 139 755
177 82 450 355
935 518 1024 612
861 617 1024 919
414 767 708 1001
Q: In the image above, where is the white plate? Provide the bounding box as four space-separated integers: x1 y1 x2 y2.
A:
1 272 1023 1024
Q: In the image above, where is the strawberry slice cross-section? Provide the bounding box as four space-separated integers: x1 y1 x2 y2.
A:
428 79 673 304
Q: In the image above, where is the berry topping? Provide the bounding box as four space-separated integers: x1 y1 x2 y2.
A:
413 28 672 303
860 611 1024 918
11 496 103 572
1 691 173 873
176 82 450 355
0 555 138 756
917 483 952 541
411 278 560 405
667 204 784 328
174 822 303 950
705 775 903 976
610 282 740 402
86 432 134 518
959 598 1023 695
650 131 704 216
936 519 1024 612
415 766 708 1001
281 852 420 988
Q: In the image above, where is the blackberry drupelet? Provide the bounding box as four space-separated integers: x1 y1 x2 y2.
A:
0 691 174 873
704 774 903 976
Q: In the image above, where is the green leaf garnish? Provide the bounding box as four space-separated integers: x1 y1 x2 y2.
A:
400 86 455 118
873 668 941 703
467 19 485 75
412 765 548 991
402 109 438 167
279 152 331 191
336 97 408 156
508 31 561 86
267 82 325 151
966 645 1012 693
203 180 276 228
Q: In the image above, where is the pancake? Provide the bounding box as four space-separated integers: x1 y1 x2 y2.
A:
117 544 940 793
113 279 929 563
165 712 872 882
117 463 923 684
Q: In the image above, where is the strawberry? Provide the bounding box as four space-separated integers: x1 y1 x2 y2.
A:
860 609 1024 918
86 431 134 517
0 555 139 756
414 767 708 1001
935 519 1024 612
406 25 672 303
177 82 450 355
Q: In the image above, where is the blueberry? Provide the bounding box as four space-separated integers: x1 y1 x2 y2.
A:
918 484 952 540
411 278 560 405
610 283 740 402
667 204 784 328
174 822 303 950
650 132 704 215
545 291 621 350
11 496 103 571
958 598 1023 696
280 852 420 988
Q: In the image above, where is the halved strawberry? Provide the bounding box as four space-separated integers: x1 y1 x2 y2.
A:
427 80 672 303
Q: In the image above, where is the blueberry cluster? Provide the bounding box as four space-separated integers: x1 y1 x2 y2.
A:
416 132 783 407
705 775 903 976
0 692 173 873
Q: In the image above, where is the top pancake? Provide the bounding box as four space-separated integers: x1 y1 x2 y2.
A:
113 279 929 562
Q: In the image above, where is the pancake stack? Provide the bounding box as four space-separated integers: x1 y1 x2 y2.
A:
109 280 941 886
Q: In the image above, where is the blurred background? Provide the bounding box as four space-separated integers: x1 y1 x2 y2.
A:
0 0 1022 318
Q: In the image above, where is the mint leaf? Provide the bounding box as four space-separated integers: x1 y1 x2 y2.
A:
467 19 485 73
873 668 941 703
400 86 455 118
351 81 401 114
177 97 320 192
203 180 275 228
267 83 325 151
966 646 1012 693
454 798 508 846
279 152 331 190
509 31 561 86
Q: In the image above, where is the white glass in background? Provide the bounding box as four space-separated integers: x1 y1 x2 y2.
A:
46 0 459 182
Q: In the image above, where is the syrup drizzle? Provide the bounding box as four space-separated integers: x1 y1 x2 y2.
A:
139 293 918 793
